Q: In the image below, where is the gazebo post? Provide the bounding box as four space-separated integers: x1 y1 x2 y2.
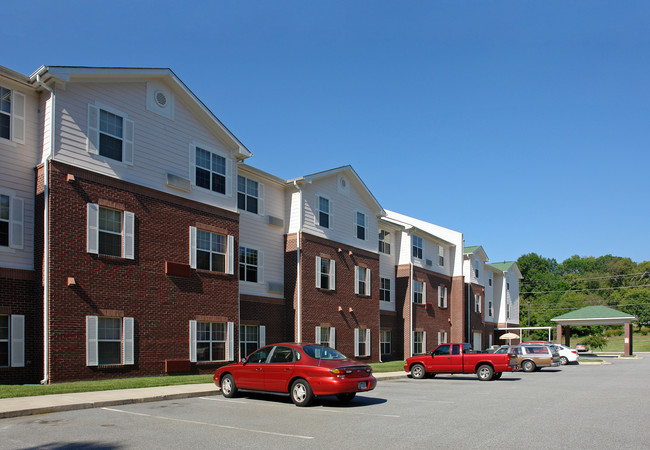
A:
564 326 571 347
624 322 633 356
556 324 563 345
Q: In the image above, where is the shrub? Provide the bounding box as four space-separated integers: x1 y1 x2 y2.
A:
640 327 649 336
604 328 623 337
581 335 608 351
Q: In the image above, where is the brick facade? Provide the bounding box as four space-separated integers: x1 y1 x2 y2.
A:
44 161 240 382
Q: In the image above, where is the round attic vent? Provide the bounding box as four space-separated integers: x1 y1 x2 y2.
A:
340 178 347 188
154 90 168 108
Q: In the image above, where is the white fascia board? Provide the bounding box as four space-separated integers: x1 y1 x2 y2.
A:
238 163 286 185
551 317 636 325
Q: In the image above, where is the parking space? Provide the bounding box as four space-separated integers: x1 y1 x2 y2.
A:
1 357 648 449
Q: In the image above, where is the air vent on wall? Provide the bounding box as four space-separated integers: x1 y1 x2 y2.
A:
146 82 174 120
268 215 284 228
267 281 284 294
166 173 191 192
425 259 433 266
154 90 168 108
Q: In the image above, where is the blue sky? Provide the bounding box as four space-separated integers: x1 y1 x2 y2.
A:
4 1 649 264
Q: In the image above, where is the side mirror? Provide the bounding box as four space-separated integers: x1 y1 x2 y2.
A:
241 357 247 365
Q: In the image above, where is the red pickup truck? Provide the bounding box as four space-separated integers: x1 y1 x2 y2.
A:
404 343 519 381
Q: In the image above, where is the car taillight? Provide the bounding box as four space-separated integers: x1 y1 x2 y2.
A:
331 368 353 375
571 350 577 354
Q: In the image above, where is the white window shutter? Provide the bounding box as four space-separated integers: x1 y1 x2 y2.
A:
258 182 265 216
315 256 321 288
438 331 442 345
189 320 197 363
444 287 448 308
87 104 100 155
189 226 197 268
259 325 266 347
227 321 235 361
12 91 25 144
330 327 336 349
315 326 321 344
314 195 320 226
123 211 135 259
123 118 134 165
10 315 25 367
365 268 371 296
365 329 371 356
87 203 99 254
123 317 134 365
354 266 360 295
422 282 427 303
226 159 234 197
10 197 24 250
423 332 427 354
227 235 235 275
354 328 360 357
330 259 336 291
86 316 98 366
438 285 442 308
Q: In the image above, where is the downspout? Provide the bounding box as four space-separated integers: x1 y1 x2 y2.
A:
292 180 303 343
36 74 54 384
467 281 471 344
409 259 413 358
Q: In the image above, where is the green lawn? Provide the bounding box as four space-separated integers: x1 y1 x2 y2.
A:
570 332 650 352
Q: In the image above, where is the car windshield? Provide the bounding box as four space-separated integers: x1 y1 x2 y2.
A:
302 345 348 360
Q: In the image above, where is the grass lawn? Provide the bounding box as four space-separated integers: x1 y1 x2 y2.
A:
570 332 650 352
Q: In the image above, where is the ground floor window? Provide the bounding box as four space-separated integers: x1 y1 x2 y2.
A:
354 328 371 357
240 325 265 358
86 316 133 366
316 326 335 348
380 330 391 355
197 322 226 362
0 315 8 366
98 317 122 365
413 331 425 354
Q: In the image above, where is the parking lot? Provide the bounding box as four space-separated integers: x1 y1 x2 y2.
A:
1 356 648 449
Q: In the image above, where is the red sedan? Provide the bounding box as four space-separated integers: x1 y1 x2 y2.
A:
213 343 377 406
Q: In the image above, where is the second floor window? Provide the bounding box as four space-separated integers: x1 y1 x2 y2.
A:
0 87 11 140
237 176 259 214
380 278 391 302
316 256 336 290
439 246 445 266
98 207 123 257
197 230 226 272
413 280 424 304
355 266 371 296
196 147 226 195
239 246 259 283
0 194 8 247
412 235 423 259
378 229 391 254
87 203 134 259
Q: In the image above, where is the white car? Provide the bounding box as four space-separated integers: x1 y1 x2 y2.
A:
554 344 580 365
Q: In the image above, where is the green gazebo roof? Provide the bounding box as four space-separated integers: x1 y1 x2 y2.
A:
551 306 636 325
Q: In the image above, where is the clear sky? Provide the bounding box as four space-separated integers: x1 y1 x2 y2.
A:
4 1 649 264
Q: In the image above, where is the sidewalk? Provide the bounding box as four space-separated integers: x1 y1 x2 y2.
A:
0 371 408 419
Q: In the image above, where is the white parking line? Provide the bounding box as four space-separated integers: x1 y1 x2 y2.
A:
101 407 314 440
199 396 249 404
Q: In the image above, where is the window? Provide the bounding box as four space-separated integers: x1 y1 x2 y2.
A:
355 266 371 296
439 246 445 266
315 326 335 348
380 330 391 355
87 204 134 259
488 301 493 317
315 256 336 290
354 328 371 357
437 331 448 345
0 315 24 368
412 235 423 259
0 194 9 247
196 322 226 362
0 86 25 143
239 246 260 283
0 315 7 367
354 211 367 240
489 273 493 286
474 294 482 313
190 227 235 274
240 325 265 358
413 331 425 354
378 229 391 254
87 104 134 163
195 146 227 194
438 285 448 308
237 176 262 214
380 278 391 302
412 280 424 304
86 316 134 366
316 195 330 229
474 260 479 278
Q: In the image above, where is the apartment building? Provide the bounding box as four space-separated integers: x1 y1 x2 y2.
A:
0 64 520 384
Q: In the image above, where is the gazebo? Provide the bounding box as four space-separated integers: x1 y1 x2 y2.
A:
551 306 637 356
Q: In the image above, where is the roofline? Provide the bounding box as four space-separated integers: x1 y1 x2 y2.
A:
30 66 253 160
0 65 33 87
238 162 286 185
381 215 457 248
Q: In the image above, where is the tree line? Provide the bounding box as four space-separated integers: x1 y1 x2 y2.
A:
517 254 650 339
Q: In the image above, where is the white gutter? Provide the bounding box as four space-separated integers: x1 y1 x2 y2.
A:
292 180 303 343
36 74 54 384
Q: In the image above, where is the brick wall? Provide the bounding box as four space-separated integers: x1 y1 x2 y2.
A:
45 161 240 382
240 294 290 350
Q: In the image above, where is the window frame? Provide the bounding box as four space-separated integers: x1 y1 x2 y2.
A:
239 245 262 284
437 285 448 308
354 210 367 241
412 235 423 260
438 246 445 267
240 324 265 359
87 103 134 164
237 175 263 215
0 86 25 144
189 226 235 274
380 329 391 355
412 280 425 304
379 277 391 302
378 229 391 254
315 194 331 229
0 314 24 368
86 203 134 259
86 316 134 366
354 327 371 357
354 265 371 296
315 326 336 348
189 320 234 362
315 256 336 290
413 331 426 355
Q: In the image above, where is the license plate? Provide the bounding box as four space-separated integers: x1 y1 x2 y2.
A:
358 381 367 390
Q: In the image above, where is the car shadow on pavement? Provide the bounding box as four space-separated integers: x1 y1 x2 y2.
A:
407 374 522 381
227 392 387 408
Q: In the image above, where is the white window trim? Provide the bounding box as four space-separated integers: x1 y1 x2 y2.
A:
354 266 371 296
413 330 426 355
412 280 425 304
189 320 235 363
1 315 25 367
378 229 391 255
412 235 423 260
86 316 134 367
0 190 24 250
86 203 135 259
0 87 25 144
315 326 336 348
87 102 134 165
189 141 233 197
354 328 371 357
189 226 235 275
379 277 392 303
237 175 265 216
314 193 332 230
353 209 368 241
315 256 336 290
438 246 445 267
239 244 264 284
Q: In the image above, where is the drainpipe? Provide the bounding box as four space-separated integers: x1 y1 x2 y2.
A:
36 74 54 384
467 280 471 344
409 259 413 358
292 180 303 343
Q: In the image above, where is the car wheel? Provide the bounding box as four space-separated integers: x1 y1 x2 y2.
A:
291 379 314 407
522 360 536 372
336 392 356 402
220 374 238 398
476 364 494 381
411 364 426 379
560 356 568 365
493 372 503 380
